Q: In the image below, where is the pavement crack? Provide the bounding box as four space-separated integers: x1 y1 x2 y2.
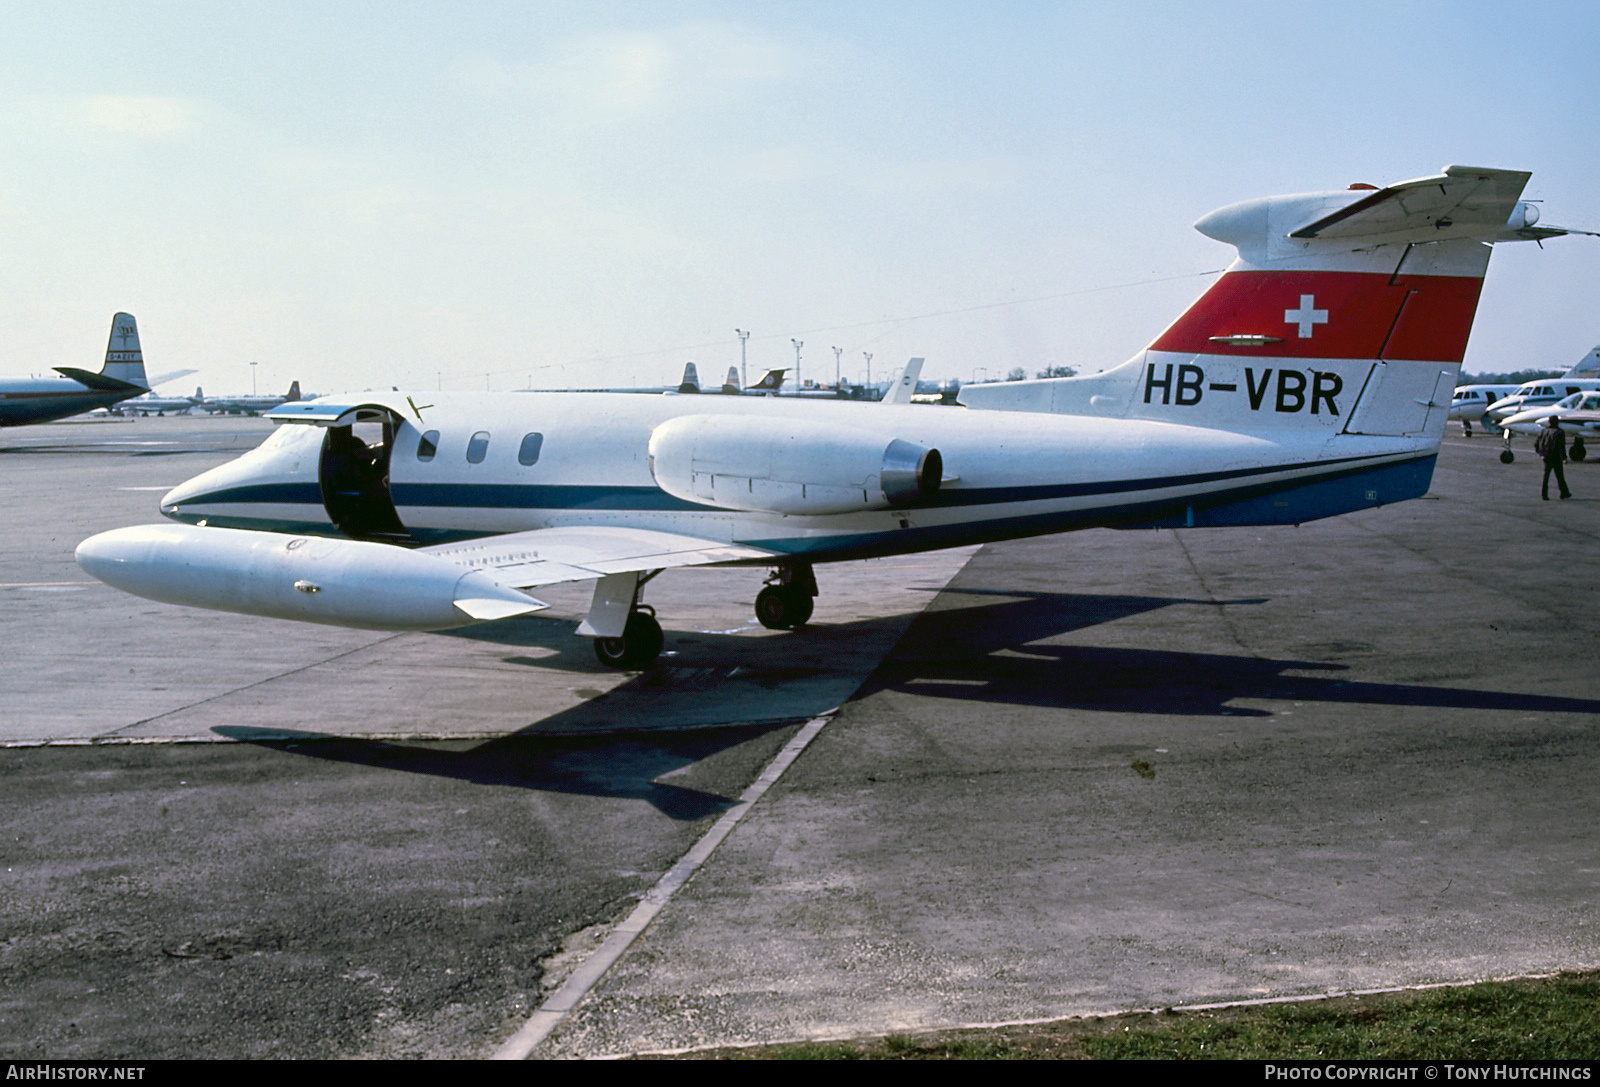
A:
98 633 408 737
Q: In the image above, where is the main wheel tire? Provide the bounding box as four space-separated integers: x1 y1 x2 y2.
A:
755 586 793 629
592 610 664 669
1571 439 1587 462
755 586 813 630
1500 449 1515 464
786 590 814 627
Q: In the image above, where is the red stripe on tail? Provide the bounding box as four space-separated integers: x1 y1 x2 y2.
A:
1150 271 1483 362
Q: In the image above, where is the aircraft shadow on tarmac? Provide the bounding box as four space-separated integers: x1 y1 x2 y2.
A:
859 587 1600 719
212 586 1600 809
210 723 785 820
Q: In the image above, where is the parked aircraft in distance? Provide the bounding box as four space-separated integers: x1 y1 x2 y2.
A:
1449 384 1520 435
79 165 1588 668
0 314 156 427
119 386 205 416
1496 390 1600 462
201 381 302 416
533 363 782 397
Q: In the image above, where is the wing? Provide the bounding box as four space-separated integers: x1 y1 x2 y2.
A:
419 525 777 590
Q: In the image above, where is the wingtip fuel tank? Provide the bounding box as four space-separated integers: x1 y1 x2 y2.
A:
76 523 546 631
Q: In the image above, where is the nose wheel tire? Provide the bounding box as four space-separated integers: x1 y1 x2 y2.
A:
755 585 814 630
1571 439 1587 462
593 610 664 669
1500 449 1515 464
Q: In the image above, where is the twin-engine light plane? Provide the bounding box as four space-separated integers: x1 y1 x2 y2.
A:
77 166 1585 668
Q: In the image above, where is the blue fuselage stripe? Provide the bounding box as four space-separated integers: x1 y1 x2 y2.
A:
184 450 1396 514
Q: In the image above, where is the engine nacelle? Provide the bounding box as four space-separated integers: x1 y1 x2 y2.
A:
648 414 941 516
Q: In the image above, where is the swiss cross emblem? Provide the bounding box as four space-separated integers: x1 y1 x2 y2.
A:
1285 295 1328 339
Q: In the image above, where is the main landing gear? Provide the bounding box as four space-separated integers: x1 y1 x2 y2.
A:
755 563 817 630
588 569 666 670
592 605 664 670
586 562 819 670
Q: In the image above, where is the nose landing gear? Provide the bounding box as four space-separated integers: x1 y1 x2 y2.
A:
755 562 817 630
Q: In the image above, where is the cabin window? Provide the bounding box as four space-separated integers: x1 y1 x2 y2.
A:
466 431 490 464
518 432 544 466
417 430 439 461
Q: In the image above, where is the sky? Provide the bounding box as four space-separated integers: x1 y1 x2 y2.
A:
1 1 1596 395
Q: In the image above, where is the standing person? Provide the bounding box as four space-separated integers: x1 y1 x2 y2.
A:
1534 416 1572 500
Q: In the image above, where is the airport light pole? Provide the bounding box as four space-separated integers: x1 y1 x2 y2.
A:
735 328 749 389
832 346 842 390
791 339 802 390
250 360 257 397
864 351 872 390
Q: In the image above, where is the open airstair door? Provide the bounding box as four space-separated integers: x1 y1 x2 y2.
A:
317 406 410 542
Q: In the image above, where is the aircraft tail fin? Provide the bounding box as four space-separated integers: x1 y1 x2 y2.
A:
722 366 741 394
749 368 787 394
52 313 149 392
961 165 1569 440
883 358 925 405
100 313 148 389
1562 345 1600 377
284 381 301 403
677 362 701 394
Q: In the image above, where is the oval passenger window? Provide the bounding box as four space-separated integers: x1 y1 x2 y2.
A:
518 432 543 466
417 430 439 462
466 431 490 464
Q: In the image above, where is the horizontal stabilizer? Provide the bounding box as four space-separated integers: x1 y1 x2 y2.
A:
1288 165 1531 242
147 368 199 387
53 366 145 392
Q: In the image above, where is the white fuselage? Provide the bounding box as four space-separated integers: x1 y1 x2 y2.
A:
160 384 1438 559
1486 379 1600 422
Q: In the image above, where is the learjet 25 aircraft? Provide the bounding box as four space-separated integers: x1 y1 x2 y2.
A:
77 165 1587 668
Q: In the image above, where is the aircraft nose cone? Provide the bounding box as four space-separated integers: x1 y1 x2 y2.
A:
160 472 214 519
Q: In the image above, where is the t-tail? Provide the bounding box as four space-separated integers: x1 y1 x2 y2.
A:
53 313 150 392
963 166 1579 447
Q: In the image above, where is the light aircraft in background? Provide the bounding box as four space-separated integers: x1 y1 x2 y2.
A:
201 381 303 416
79 165 1588 669
1481 345 1600 428
0 314 156 427
1496 390 1600 462
1448 384 1519 435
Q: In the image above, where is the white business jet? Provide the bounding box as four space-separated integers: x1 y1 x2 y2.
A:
77 166 1587 668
